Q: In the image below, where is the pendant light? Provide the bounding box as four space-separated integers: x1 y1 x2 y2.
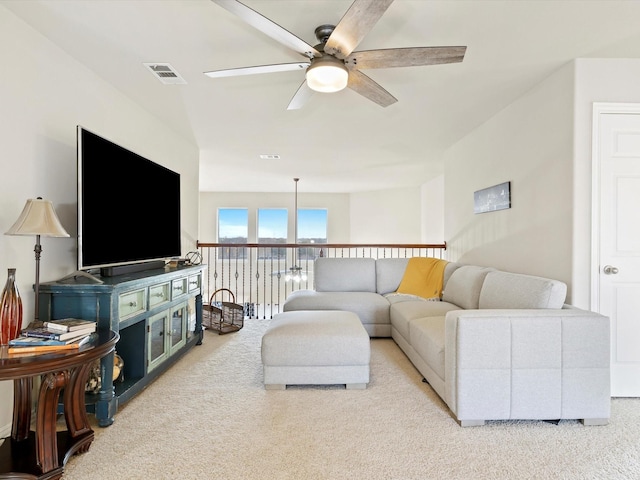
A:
286 178 307 282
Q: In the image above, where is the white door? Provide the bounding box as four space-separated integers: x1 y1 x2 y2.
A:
596 109 640 397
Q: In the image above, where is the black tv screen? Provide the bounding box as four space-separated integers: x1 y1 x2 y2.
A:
77 126 181 270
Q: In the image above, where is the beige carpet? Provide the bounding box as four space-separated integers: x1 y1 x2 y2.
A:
61 319 640 480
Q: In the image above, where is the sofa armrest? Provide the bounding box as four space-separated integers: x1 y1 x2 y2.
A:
444 308 610 425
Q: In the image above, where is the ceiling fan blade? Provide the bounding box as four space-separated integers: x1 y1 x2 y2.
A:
347 69 397 107
287 81 315 110
211 0 321 58
204 62 309 78
345 46 466 69
324 0 395 59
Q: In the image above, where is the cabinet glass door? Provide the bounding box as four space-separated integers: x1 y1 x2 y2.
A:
148 311 169 372
169 304 187 353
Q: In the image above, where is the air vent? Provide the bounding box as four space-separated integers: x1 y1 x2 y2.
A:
259 154 281 160
143 63 187 85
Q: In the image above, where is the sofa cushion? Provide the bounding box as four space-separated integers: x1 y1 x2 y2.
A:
385 293 438 304
479 271 567 309
442 265 494 310
443 262 463 288
390 300 459 342
410 316 446 381
314 258 376 292
283 290 390 325
375 258 409 294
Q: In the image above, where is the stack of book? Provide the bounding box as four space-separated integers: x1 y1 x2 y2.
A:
8 318 97 355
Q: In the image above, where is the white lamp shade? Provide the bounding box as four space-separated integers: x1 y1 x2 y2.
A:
306 57 349 93
5 198 70 237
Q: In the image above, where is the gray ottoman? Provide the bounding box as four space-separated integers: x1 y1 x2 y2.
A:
261 310 370 390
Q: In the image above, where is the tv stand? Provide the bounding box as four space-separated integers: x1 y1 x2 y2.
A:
100 260 166 277
38 265 205 427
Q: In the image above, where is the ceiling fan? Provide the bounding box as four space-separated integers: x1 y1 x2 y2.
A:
205 0 466 110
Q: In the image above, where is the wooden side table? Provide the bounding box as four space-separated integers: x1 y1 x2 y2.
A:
0 330 118 480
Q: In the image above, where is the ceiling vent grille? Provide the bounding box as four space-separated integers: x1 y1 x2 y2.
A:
143 63 187 85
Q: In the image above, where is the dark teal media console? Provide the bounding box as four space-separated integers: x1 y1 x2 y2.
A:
38 264 206 427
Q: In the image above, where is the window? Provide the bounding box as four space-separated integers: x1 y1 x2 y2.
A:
258 208 287 259
297 209 327 260
215 207 328 260
218 208 248 259
258 209 287 243
218 208 248 242
297 209 327 243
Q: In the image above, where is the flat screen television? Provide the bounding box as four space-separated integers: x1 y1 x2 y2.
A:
77 126 181 273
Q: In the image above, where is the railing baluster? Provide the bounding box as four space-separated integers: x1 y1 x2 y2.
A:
262 253 266 319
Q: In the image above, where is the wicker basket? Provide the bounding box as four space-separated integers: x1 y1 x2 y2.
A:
202 288 244 334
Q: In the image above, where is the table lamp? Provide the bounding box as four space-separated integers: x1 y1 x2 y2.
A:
5 197 70 320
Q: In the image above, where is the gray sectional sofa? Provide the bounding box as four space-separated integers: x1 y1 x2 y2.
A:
283 257 611 426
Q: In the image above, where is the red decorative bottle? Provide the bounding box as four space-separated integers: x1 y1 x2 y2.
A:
0 268 23 345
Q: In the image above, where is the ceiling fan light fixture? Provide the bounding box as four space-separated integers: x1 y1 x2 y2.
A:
305 56 348 93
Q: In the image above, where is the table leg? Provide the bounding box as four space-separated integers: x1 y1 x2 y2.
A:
36 371 68 473
12 377 33 442
63 363 93 441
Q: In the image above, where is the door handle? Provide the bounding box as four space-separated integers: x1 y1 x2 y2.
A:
603 265 619 275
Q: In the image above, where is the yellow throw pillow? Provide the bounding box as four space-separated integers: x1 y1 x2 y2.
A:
396 258 448 299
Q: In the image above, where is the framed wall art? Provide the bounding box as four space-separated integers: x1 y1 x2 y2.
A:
474 181 511 214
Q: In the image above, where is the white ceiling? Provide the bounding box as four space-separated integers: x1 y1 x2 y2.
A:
4 0 640 193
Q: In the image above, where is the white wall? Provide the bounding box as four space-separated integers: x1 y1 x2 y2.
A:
421 176 445 245
443 62 576 298
350 187 422 243
199 186 431 247
572 59 640 308
443 58 640 309
0 7 199 437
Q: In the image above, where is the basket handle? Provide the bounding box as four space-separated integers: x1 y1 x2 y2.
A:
209 288 236 304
